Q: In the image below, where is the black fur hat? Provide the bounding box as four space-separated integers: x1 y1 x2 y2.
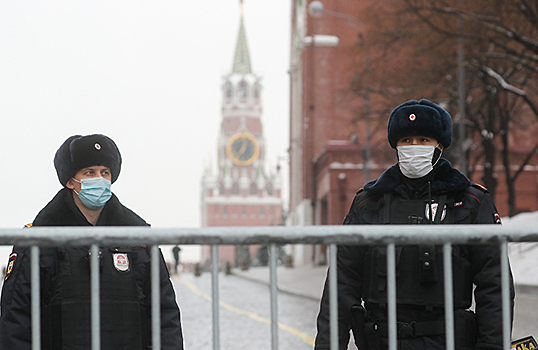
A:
387 99 452 149
54 134 122 186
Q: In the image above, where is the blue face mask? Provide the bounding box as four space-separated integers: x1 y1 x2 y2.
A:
72 177 112 210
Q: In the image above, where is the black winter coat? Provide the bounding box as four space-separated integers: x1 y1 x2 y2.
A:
0 188 184 350
315 159 515 350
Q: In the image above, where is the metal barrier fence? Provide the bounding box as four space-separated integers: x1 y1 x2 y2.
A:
1 224 537 350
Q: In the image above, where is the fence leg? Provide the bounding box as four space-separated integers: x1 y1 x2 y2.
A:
211 245 220 350
90 244 100 350
443 243 455 350
501 241 511 350
151 245 161 350
387 243 397 350
329 244 338 350
269 244 279 350
31 246 41 350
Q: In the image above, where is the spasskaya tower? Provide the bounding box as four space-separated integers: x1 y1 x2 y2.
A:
200 2 283 266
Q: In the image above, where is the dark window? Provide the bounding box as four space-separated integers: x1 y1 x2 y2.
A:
238 81 248 100
232 182 240 195
250 182 258 195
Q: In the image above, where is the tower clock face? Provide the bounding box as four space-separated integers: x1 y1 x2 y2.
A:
226 132 260 166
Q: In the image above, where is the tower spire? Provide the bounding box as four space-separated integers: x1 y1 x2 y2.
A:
232 1 252 75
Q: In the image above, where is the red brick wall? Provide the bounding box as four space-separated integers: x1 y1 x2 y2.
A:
291 0 538 227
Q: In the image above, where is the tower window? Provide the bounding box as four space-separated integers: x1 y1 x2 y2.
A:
249 182 258 195
242 208 247 217
231 182 240 195
260 208 265 218
238 81 248 100
266 183 274 196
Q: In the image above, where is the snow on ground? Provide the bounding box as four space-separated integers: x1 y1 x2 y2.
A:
504 212 538 286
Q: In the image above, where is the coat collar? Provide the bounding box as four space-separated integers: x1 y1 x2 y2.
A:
363 158 470 195
33 188 149 227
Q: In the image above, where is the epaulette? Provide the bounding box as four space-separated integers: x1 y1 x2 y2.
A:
24 223 33 228
471 183 489 193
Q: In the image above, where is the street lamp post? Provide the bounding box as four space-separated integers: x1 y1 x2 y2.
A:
309 1 364 25
457 0 467 175
308 3 376 350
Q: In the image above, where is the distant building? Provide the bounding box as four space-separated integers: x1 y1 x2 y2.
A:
288 0 388 266
201 5 283 266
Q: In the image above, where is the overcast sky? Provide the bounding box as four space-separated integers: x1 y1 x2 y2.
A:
0 1 291 261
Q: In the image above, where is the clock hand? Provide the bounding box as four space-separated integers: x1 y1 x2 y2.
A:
237 139 247 156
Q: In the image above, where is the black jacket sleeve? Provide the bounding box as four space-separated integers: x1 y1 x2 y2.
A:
315 193 367 350
467 188 515 350
144 248 184 350
0 247 32 350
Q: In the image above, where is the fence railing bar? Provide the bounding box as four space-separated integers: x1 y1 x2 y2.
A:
443 243 455 350
5 225 528 350
501 241 511 350
151 245 161 350
90 244 100 350
3 225 537 246
31 246 41 350
387 243 397 350
211 245 220 350
269 244 279 350
329 244 338 350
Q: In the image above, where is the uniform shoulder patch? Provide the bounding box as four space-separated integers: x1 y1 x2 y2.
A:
471 183 489 193
511 335 537 350
24 223 33 228
5 252 18 281
494 212 502 225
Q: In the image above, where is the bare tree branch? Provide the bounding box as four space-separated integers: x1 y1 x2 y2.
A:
513 140 538 181
481 66 526 95
516 0 538 29
484 51 538 72
420 4 538 55
480 64 538 119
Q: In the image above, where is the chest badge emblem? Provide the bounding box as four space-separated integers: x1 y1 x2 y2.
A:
425 203 446 222
113 253 129 272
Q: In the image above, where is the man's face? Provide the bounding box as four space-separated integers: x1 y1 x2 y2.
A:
66 165 112 192
396 136 443 150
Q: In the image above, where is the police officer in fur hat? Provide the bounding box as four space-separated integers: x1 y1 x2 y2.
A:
0 134 184 350
314 100 515 350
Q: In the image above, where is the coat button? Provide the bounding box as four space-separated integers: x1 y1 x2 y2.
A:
424 261 430 267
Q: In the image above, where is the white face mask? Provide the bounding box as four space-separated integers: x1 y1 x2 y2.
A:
397 145 442 179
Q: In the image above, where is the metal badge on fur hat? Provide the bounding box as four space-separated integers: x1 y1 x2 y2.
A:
387 99 452 149
54 134 122 186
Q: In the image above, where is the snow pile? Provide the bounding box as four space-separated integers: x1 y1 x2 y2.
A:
504 212 538 286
